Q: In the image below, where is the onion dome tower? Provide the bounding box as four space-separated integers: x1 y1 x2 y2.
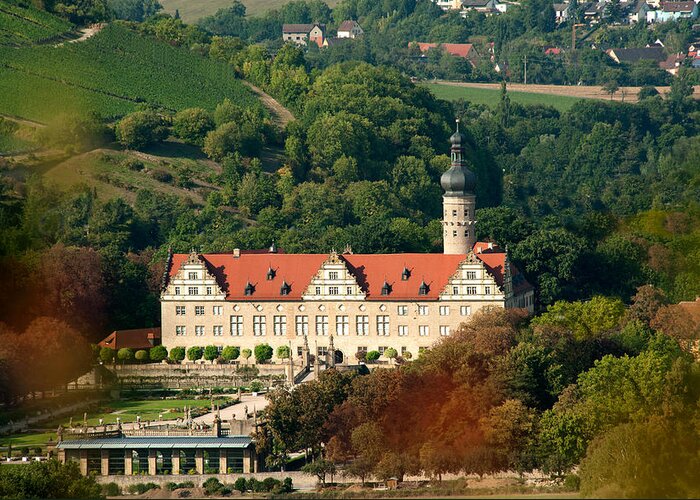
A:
441 119 476 254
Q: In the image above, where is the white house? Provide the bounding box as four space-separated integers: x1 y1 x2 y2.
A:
337 20 363 38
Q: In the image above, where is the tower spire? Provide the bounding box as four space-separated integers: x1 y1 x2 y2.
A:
441 121 476 254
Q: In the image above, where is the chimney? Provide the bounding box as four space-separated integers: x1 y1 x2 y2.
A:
233 248 240 258
488 242 494 250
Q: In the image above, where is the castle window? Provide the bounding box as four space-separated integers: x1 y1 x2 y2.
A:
295 315 308 336
440 326 450 336
452 230 457 237
346 286 353 295
397 305 407 316
244 282 254 296
398 325 408 336
329 271 338 280
464 230 468 237
188 287 198 295
253 316 266 336
195 325 204 336
356 315 369 336
213 325 223 336
381 282 391 296
453 286 459 295
460 306 472 316
329 286 339 295
466 286 477 295
378 346 387 355
213 306 222 316
316 315 328 336
174 287 180 295
176 306 186 316
206 286 213 295
230 316 243 336
439 305 449 316
336 315 349 336
357 346 367 356
377 316 389 336
418 305 428 316
267 267 276 280
195 306 204 316
281 281 291 296
419 282 429 295
273 315 287 336
317 346 328 358
419 325 429 337
402 267 411 280
466 271 477 279
485 286 491 295
452 210 457 216
175 326 186 336
315 286 321 295
188 272 198 280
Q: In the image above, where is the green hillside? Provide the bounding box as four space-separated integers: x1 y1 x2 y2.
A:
160 0 340 23
0 0 73 46
0 23 258 121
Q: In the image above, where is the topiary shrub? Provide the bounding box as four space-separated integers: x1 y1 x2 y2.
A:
384 347 398 359
240 348 252 363
187 346 203 361
221 346 239 362
203 477 223 495
234 477 247 493
149 345 168 362
99 347 114 363
102 482 121 496
366 350 380 362
135 350 149 362
170 346 186 362
203 345 219 362
117 348 134 364
254 343 273 364
276 345 290 359
249 379 264 392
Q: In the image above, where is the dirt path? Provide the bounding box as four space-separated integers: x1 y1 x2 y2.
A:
432 80 700 103
243 81 295 128
56 23 105 46
0 113 45 128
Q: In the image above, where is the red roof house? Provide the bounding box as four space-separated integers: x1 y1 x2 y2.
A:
98 328 161 350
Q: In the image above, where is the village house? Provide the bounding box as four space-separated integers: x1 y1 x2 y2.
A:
412 42 481 67
460 0 501 15
97 327 161 351
554 3 570 23
647 1 699 22
159 128 534 365
432 0 463 11
337 20 363 38
282 23 325 47
626 0 650 22
607 46 667 64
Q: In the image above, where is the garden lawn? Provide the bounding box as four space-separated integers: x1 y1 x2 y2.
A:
423 82 581 112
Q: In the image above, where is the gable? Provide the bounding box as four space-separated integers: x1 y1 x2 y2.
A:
302 251 366 300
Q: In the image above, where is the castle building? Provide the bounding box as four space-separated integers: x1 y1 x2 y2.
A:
160 126 534 363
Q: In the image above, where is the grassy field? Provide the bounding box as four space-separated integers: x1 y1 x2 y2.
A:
423 83 582 113
160 0 340 22
0 23 259 122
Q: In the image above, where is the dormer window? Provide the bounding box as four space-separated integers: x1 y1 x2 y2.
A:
267 267 276 280
401 267 411 281
419 281 429 295
244 282 254 296
381 281 391 296
280 281 291 296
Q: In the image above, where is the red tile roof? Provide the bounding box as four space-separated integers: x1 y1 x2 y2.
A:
338 20 359 31
661 1 695 12
414 42 475 59
98 328 161 350
168 244 532 301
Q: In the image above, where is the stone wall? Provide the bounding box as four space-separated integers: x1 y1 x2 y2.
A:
95 471 318 490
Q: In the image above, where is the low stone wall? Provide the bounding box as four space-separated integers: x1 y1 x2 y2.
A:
95 471 317 490
110 363 289 389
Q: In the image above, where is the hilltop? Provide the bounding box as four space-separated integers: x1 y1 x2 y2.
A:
0 22 259 122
